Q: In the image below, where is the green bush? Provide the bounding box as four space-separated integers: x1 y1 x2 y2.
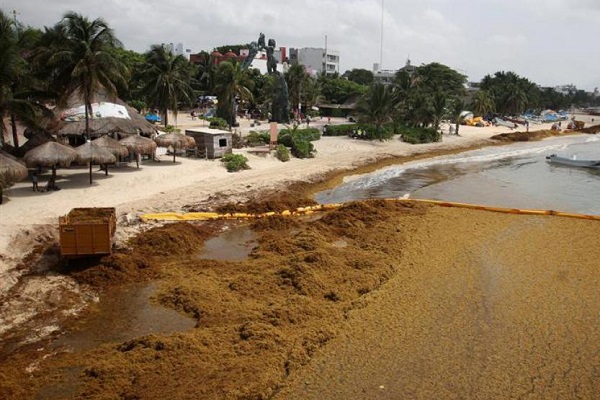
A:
278 128 321 141
275 144 290 162
323 124 358 136
163 125 180 133
245 131 270 147
221 153 249 172
204 117 228 130
359 124 394 141
274 128 319 159
128 100 147 113
290 136 315 158
400 126 441 144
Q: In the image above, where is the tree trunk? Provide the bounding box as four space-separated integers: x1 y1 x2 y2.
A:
85 102 91 141
10 113 19 148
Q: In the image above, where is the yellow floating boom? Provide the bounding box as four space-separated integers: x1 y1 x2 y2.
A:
140 199 600 222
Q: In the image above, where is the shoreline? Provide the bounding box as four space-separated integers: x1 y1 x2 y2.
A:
0 115 597 334
0 116 596 283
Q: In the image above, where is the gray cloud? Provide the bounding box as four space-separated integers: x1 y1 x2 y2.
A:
3 0 599 90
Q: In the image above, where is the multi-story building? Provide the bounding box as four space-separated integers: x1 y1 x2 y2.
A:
373 59 416 85
289 47 340 76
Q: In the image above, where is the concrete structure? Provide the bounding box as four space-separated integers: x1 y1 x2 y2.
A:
185 127 232 159
373 59 416 85
289 47 340 76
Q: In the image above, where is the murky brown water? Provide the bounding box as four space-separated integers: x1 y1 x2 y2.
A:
53 283 195 352
198 225 257 261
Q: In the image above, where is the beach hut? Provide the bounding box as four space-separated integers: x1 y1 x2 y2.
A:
75 141 117 184
154 132 195 163
185 128 232 159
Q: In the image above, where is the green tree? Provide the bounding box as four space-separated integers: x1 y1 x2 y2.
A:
470 90 496 116
214 59 254 127
343 68 374 86
412 62 466 97
431 92 447 137
301 77 324 114
107 47 144 102
47 12 128 140
318 73 367 104
0 11 49 148
355 83 396 140
480 71 538 115
139 44 196 127
448 99 466 136
285 63 308 114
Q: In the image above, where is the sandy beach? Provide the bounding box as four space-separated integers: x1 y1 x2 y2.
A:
1 114 599 399
0 115 530 289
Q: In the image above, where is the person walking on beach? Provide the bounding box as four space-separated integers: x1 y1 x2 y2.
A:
32 172 39 192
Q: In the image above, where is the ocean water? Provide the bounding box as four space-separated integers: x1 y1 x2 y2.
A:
315 134 600 215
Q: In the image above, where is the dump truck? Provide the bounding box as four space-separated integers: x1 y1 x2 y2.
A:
59 207 116 257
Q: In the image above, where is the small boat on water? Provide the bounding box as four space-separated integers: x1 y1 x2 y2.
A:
546 154 600 168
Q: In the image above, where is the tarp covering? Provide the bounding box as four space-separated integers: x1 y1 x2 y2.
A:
61 102 131 121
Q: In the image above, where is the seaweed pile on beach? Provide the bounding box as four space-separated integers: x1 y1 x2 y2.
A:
0 200 429 399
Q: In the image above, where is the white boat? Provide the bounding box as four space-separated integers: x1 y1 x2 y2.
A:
546 154 600 168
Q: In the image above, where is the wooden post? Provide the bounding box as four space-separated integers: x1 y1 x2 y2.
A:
269 122 278 150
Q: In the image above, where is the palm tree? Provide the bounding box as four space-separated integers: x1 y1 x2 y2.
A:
448 99 466 136
471 90 496 116
505 85 528 116
301 77 324 115
431 92 448 137
285 63 308 115
140 44 195 127
355 83 396 140
213 60 253 127
47 12 128 140
0 10 48 149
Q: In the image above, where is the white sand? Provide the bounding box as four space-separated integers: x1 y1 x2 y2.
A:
0 114 594 295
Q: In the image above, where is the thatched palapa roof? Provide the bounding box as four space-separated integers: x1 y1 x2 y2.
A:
0 151 28 184
93 135 129 158
23 141 78 168
53 89 157 137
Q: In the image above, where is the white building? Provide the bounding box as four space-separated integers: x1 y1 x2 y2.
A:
164 42 190 60
240 48 286 74
289 47 340 76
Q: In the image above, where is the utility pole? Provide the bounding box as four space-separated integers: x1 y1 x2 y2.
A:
11 10 19 26
379 0 384 69
323 35 328 76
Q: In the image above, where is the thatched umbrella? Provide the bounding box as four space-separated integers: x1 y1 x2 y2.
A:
24 142 78 190
0 151 28 184
154 132 195 163
119 135 157 168
93 135 129 158
75 141 117 184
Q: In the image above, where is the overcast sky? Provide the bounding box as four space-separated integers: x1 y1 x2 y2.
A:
3 0 599 91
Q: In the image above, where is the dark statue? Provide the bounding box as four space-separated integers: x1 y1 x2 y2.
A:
240 33 289 124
